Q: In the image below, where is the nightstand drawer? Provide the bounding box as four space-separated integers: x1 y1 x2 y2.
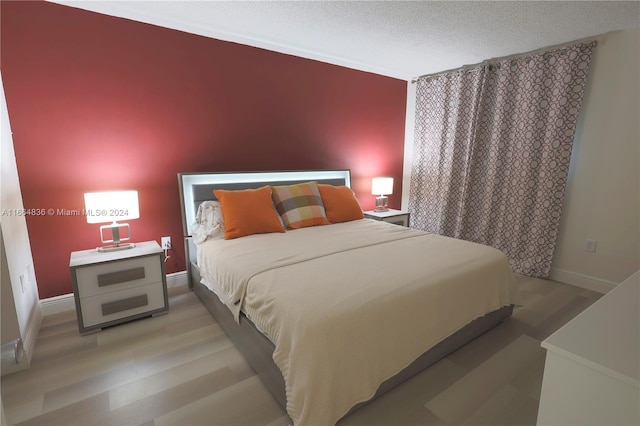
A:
75 255 163 298
79 281 167 328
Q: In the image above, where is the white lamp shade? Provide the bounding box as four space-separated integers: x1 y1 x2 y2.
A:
371 177 393 196
84 191 140 224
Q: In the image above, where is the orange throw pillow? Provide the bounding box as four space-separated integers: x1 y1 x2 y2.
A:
317 184 364 223
213 186 285 240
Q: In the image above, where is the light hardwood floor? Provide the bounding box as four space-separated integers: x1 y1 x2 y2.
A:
1 275 602 426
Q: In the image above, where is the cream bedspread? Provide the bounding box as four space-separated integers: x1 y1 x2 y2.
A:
198 219 521 425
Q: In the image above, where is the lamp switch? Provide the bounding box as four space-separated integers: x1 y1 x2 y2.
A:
585 239 597 253
161 236 171 250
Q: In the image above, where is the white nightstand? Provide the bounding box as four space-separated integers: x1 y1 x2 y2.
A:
70 241 169 334
364 209 410 227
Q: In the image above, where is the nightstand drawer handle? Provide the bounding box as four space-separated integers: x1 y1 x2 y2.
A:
97 267 146 287
101 294 148 315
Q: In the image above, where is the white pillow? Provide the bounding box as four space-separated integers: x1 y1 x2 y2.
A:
191 201 224 244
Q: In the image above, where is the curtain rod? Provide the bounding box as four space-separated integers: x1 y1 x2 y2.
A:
411 34 600 84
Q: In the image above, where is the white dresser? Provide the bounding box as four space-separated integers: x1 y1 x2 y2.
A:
537 271 639 425
70 241 169 334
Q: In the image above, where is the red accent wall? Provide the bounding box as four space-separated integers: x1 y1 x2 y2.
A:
1 1 407 299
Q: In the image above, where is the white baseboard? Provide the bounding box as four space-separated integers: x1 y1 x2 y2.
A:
2 301 42 375
40 270 189 316
166 270 188 288
23 302 42 366
40 293 76 317
549 268 618 294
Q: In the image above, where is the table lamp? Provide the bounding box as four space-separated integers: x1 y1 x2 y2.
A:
372 177 393 212
84 190 139 252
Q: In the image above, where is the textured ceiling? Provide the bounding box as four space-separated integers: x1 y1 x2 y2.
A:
52 1 639 80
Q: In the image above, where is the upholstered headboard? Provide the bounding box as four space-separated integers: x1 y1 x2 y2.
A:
177 170 351 237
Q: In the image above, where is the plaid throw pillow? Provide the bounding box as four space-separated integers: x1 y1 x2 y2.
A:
271 181 330 229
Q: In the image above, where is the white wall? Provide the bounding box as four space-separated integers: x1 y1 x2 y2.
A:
402 28 640 292
551 29 640 291
0 73 42 372
1 231 20 345
401 80 417 213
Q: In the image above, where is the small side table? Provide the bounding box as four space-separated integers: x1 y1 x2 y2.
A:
364 209 410 227
70 241 169 334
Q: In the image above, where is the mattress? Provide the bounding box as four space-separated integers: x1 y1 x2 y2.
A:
197 219 521 425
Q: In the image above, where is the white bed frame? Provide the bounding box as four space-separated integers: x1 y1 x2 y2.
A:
177 169 513 421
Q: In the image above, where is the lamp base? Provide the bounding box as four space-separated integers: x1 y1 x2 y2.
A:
96 243 136 253
374 195 389 212
97 222 134 252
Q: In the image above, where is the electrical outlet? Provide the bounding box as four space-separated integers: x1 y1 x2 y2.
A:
585 239 597 253
161 236 171 250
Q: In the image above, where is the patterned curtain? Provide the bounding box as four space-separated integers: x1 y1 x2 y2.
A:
409 42 595 277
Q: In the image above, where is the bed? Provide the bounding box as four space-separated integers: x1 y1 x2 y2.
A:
178 170 521 425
